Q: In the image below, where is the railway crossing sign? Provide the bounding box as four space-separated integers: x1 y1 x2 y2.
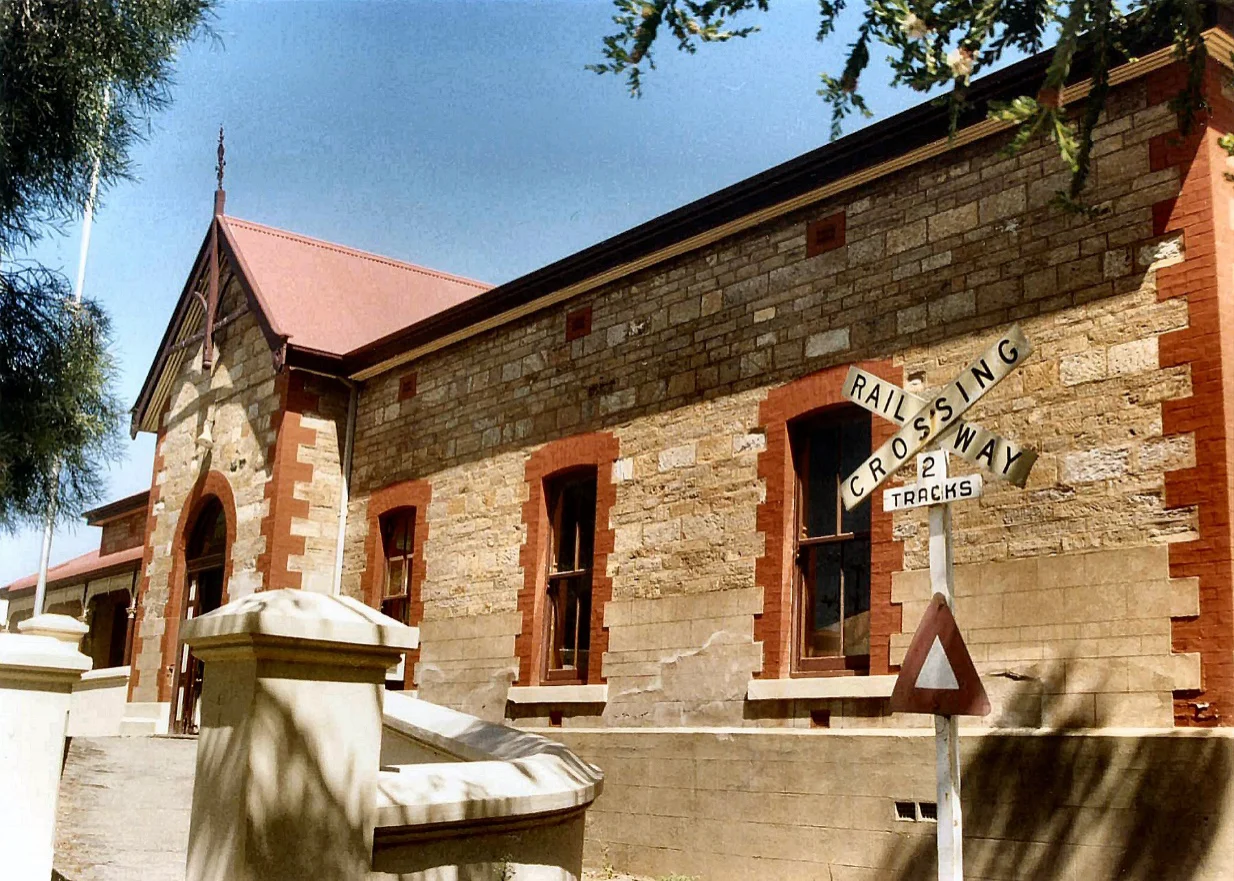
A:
843 367 1037 488
840 325 1032 510
840 325 1037 881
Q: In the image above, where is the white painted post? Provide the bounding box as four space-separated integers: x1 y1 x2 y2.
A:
925 452 963 881
180 590 417 881
0 615 91 879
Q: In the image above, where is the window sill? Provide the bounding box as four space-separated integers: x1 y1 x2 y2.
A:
746 675 897 701
507 684 608 705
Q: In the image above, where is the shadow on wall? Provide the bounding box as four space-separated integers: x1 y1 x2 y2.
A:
189 677 373 879
182 590 410 879
187 635 591 881
880 683 1231 881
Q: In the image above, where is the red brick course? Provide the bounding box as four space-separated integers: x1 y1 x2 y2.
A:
1149 62 1234 726
360 478 432 687
515 432 620 686
806 212 846 258
754 361 903 679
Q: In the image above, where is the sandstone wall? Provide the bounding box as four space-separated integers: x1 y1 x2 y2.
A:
550 727 1234 881
335 68 1229 727
131 281 279 703
131 260 354 702
279 373 350 595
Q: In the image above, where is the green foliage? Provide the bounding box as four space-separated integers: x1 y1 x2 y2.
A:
0 0 215 529
0 268 122 528
0 0 215 251
589 0 1213 201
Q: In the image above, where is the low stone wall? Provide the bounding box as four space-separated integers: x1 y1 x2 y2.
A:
547 727 1234 881
374 692 603 881
68 667 131 738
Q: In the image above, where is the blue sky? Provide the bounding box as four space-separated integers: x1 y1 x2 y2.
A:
0 0 964 583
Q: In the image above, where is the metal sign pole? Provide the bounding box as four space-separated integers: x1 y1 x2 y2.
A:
929 497 963 881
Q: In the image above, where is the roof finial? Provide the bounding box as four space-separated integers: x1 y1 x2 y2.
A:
216 125 226 189
213 125 226 215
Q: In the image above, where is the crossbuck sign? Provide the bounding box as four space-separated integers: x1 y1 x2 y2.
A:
840 325 1037 881
840 325 1033 511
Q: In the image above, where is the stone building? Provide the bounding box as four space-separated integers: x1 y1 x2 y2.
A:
2 491 145 671
21 18 1234 879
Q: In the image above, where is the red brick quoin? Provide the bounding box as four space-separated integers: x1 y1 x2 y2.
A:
515 432 619 686
360 478 431 688
155 469 237 702
754 361 904 680
1149 61 1234 726
257 370 320 591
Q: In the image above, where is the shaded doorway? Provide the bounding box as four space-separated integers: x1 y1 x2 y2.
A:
84 589 134 669
172 497 227 735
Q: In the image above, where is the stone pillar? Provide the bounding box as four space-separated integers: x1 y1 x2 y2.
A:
0 614 91 879
181 589 417 881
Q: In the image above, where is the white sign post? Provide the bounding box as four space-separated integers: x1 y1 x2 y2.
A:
840 327 1037 881
924 451 963 881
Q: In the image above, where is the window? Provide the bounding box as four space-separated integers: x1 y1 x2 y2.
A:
187 497 226 564
543 469 597 682
515 432 618 687
380 508 416 625
790 407 872 673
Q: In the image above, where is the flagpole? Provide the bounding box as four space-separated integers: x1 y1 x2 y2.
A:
32 86 109 618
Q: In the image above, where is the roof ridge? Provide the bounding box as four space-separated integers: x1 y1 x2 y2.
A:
221 216 491 291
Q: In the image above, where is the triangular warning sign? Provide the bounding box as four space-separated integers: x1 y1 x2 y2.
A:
890 593 990 717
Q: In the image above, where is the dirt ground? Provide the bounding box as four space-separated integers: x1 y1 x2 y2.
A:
583 870 697 881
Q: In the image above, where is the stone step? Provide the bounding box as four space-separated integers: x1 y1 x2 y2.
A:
119 701 170 736
116 719 158 737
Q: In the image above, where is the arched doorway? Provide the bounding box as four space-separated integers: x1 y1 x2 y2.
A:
172 497 227 734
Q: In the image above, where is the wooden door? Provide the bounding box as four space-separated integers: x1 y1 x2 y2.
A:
172 497 227 735
172 567 223 734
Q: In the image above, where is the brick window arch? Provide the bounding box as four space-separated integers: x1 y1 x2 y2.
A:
516 433 619 686
361 479 431 688
755 363 903 679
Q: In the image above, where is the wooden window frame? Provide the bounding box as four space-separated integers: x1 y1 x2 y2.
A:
361 479 432 688
753 362 903 680
541 469 598 684
379 508 417 626
516 433 619 687
789 408 872 676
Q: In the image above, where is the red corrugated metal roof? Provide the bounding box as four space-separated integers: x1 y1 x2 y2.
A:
2 545 142 595
219 216 491 357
